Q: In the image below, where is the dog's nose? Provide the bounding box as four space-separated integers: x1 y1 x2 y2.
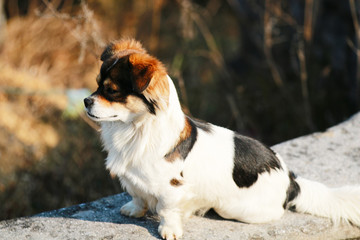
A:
84 97 94 108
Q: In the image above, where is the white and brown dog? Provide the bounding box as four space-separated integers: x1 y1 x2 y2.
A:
84 38 360 239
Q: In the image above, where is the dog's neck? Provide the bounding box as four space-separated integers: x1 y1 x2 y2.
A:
100 76 185 175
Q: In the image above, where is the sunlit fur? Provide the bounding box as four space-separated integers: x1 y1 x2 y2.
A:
85 39 360 240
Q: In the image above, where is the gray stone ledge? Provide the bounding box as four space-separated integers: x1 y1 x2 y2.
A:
1 113 360 240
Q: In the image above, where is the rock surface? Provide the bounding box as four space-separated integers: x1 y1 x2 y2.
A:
1 113 360 240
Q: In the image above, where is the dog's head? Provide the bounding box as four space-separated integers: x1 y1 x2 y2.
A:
84 39 169 123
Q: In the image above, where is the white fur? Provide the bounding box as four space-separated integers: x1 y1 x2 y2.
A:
86 75 360 240
293 178 360 226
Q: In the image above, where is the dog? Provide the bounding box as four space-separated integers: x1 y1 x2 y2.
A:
84 38 360 239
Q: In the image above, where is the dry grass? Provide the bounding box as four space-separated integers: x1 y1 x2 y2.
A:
0 64 65 174
0 58 120 218
0 12 102 176
0 7 121 219
2 16 101 89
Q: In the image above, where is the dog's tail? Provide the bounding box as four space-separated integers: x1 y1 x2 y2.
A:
290 176 360 226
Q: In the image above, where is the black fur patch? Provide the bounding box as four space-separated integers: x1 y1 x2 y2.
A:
134 93 157 115
232 134 282 188
100 43 116 61
193 118 213 133
96 57 134 103
283 171 301 210
164 117 197 162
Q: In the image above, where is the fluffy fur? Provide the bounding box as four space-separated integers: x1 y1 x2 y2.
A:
84 38 360 240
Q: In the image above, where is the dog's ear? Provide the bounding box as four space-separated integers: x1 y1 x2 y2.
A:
101 43 116 62
129 54 157 93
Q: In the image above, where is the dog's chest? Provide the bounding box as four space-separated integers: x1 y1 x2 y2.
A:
106 143 183 188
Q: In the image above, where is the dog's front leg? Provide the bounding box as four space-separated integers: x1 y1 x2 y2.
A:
157 202 183 240
120 197 148 218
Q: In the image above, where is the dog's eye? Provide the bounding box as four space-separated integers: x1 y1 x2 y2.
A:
106 87 118 94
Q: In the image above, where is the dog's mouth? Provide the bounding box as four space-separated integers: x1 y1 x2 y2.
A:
86 111 100 119
85 111 118 121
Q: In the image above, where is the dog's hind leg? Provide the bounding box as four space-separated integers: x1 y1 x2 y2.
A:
214 202 285 224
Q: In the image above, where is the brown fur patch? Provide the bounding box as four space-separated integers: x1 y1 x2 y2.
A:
129 53 169 105
143 63 169 108
164 150 181 163
109 171 117 179
170 178 183 187
97 95 112 107
164 117 194 162
179 117 193 141
112 39 146 55
101 38 147 61
129 54 156 92
103 79 120 92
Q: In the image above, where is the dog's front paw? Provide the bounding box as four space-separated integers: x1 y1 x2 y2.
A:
120 200 147 218
158 223 183 240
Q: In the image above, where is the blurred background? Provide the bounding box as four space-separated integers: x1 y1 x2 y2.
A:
0 0 359 220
